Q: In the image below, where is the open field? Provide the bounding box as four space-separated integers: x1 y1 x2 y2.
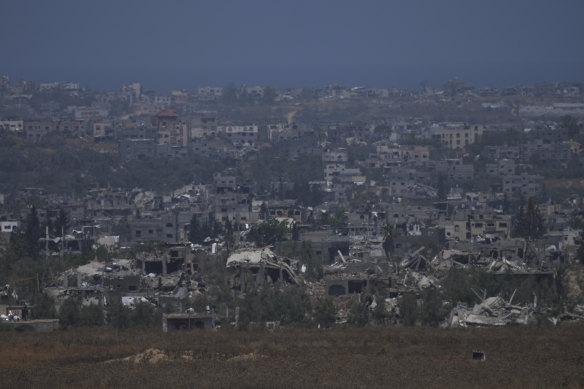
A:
1 325 583 388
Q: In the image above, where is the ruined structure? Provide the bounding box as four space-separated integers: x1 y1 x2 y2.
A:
226 248 302 290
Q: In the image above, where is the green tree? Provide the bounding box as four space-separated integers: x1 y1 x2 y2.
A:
399 294 419 326
188 214 204 244
59 297 81 328
200 212 222 240
262 86 277 103
278 287 311 324
111 218 131 242
381 223 397 260
225 218 234 251
420 289 447 327
314 298 336 328
513 205 527 238
347 297 369 326
95 245 109 262
373 124 392 138
107 297 130 329
79 304 105 327
442 268 476 305
24 206 41 259
437 174 448 201
221 82 238 104
330 209 347 232
259 202 268 220
502 193 512 214
239 288 263 328
251 286 311 325
31 293 56 319
513 198 544 240
54 208 69 237
164 302 176 314
559 115 580 138
291 223 299 241
248 218 289 246
8 230 28 262
320 210 330 226
347 145 374 166
372 295 388 325
130 302 157 328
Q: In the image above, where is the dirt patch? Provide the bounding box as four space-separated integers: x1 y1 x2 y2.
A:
4 327 584 388
104 348 194 364
227 352 266 362
546 179 584 200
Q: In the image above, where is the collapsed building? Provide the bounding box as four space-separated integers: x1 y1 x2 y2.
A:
43 245 203 319
44 259 140 311
324 262 391 296
162 312 215 332
226 248 302 291
135 245 197 275
448 295 535 327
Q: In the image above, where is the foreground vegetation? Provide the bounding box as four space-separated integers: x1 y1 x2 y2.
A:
0 325 583 388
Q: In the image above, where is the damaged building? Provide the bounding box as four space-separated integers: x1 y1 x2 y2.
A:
226 248 302 290
135 245 197 275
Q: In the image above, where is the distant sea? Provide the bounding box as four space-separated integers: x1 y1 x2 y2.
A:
4 61 583 93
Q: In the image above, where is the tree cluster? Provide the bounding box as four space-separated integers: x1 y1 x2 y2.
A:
238 286 330 329
188 214 223 244
247 218 289 246
513 198 545 240
58 296 160 329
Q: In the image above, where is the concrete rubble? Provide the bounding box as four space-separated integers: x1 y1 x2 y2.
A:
226 247 302 288
448 294 536 327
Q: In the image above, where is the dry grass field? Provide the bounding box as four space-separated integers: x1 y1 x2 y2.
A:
1 325 583 388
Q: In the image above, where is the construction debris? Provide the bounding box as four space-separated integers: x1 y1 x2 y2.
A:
226 247 302 288
448 295 535 327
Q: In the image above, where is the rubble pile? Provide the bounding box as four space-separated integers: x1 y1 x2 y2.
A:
449 295 535 327
226 247 303 287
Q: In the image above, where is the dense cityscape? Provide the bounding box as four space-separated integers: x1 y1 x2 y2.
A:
1 75 583 332
4 0 584 385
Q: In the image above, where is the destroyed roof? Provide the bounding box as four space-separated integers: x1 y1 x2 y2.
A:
226 247 277 266
154 109 178 118
324 260 389 275
75 261 104 277
74 259 134 277
345 261 389 274
226 247 302 285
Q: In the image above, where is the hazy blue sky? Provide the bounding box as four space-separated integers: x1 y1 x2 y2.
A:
1 0 583 91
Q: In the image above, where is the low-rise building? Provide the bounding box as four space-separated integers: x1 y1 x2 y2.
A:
430 123 484 149
502 174 543 199
0 119 23 133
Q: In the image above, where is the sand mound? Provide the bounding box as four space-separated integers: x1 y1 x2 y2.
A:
227 352 266 362
104 348 194 364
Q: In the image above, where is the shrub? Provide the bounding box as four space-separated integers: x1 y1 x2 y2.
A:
59 297 81 328
399 294 419 326
79 304 105 327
